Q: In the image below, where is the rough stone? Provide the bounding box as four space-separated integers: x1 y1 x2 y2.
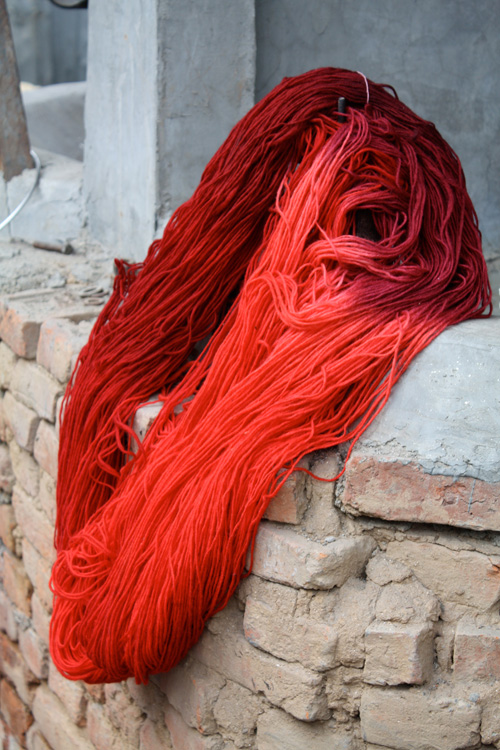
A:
3 549 32 616
212 680 263 748
139 718 173 750
360 687 481 750
0 631 39 706
0 678 33 746
86 699 137 750
363 621 434 685
0 588 18 641
0 502 16 552
33 420 58 481
36 316 91 383
454 620 500 680
11 359 63 422
154 657 225 735
256 708 355 750
164 704 226 750
19 628 48 680
244 591 338 671
0 341 17 388
250 522 375 590
375 580 441 625
12 484 55 562
191 603 328 722
8 441 40 497
22 539 52 613
386 540 500 610
366 553 411 586
48 661 87 726
3 392 40 452
33 686 94 750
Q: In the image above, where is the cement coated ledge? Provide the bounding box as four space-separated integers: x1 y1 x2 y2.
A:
343 318 500 531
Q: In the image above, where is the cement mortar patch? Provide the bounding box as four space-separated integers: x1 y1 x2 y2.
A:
351 319 500 484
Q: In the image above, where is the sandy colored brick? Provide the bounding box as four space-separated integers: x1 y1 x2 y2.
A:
48 661 87 726
0 396 7 442
244 593 338 671
26 724 52 750
0 588 18 641
0 678 33 745
360 687 480 750
19 628 48 680
257 708 354 750
33 685 94 750
264 470 307 524
139 718 173 750
33 421 58 481
87 700 137 750
191 603 328 722
343 456 500 532
21 540 52 613
31 595 50 649
12 485 55 563
454 620 500 679
212 680 263 748
0 443 14 493
250 521 375 590
3 393 40 452
103 682 145 747
0 503 16 552
164 704 225 750
154 656 225 735
386 539 500 610
0 300 42 359
3 550 32 616
0 632 39 706
11 360 63 423
36 317 92 384
0 342 17 389
8 441 40 497
38 470 56 526
363 621 434 685
375 580 440 625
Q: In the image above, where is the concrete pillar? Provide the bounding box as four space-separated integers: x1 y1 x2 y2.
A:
84 0 256 261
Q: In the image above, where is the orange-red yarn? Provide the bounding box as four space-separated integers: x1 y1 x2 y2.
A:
50 68 491 684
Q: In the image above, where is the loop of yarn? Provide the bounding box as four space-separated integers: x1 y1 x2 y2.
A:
50 68 491 684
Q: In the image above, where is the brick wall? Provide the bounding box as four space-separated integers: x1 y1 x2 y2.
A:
1 287 499 750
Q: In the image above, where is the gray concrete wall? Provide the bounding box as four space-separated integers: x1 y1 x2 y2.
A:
6 0 87 85
255 0 500 259
84 0 255 261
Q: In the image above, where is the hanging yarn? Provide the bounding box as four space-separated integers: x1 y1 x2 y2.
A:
50 68 491 684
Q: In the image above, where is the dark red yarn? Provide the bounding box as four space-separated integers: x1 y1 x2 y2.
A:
50 68 491 684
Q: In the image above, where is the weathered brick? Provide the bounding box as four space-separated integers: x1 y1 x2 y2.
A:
0 503 16 552
191 603 328 722
164 705 225 750
8 442 40 497
454 620 500 679
126 678 166 724
36 318 92 384
21 540 52 613
86 700 136 750
360 687 480 750
375 580 440 625
366 553 411 586
250 521 375 590
33 421 58 481
3 393 39 452
386 540 500 610
481 695 500 745
0 342 17 389
0 443 15 493
104 682 145 747
139 718 173 750
256 708 354 750
0 678 33 745
38 471 56 526
12 485 55 563
264 469 307 525
11 360 63 423
363 621 434 685
19 628 48 680
212 680 263 748
26 724 52 750
48 661 87 726
154 657 224 735
3 551 32 616
32 685 94 750
0 299 42 359
0 396 7 442
343 456 500 532
30 595 50 649
244 591 338 671
0 589 18 641
0 632 39 706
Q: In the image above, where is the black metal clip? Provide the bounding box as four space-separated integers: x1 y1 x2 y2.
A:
337 97 347 123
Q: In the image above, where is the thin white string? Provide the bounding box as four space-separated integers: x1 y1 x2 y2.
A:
356 71 370 105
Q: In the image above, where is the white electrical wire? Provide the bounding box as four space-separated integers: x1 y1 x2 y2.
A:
0 150 41 232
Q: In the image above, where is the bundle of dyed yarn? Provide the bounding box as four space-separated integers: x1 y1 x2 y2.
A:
50 68 491 684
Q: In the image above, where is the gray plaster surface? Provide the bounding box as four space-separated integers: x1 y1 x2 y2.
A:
84 0 256 262
22 82 86 162
255 0 500 259
5 149 83 246
354 319 500 483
